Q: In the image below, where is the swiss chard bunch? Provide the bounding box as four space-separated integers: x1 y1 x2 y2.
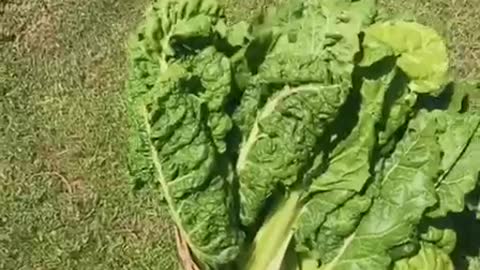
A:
127 0 480 269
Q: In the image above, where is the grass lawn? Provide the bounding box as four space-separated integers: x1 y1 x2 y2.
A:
1 0 479 269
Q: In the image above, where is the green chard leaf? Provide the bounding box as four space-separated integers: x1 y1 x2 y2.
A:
318 111 441 270
237 83 349 226
188 47 234 153
309 66 395 193
127 0 245 266
294 61 396 260
235 0 378 229
127 0 480 269
127 0 226 188
295 190 356 258
360 21 450 94
359 20 450 146
427 111 480 218
420 224 457 254
252 0 376 85
376 71 416 147
393 243 454 270
140 64 242 266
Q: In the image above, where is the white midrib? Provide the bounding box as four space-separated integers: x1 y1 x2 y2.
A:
436 120 480 189
320 117 429 270
320 233 356 270
243 191 302 270
236 84 340 172
317 132 419 269
141 105 210 261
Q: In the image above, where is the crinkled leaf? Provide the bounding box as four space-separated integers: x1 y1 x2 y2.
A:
127 1 480 269
318 111 440 270
237 83 349 226
420 225 457 254
393 243 454 270
127 0 226 188
139 0 223 68
361 21 449 93
232 79 274 141
138 65 242 265
253 0 376 84
189 47 234 153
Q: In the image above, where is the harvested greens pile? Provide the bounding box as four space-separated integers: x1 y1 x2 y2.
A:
127 0 480 269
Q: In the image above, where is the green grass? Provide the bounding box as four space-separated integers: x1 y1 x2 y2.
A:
1 0 479 269
0 1 177 269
